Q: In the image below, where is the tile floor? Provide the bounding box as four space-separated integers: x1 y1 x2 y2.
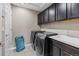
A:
7 44 37 56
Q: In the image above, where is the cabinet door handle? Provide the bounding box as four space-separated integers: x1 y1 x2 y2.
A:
0 42 2 46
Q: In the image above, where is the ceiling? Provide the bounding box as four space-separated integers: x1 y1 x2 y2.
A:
12 3 52 12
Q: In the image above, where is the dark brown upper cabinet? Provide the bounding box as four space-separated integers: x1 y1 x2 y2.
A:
43 9 49 23
38 3 79 25
67 3 79 19
71 3 79 18
38 12 44 24
56 3 67 21
48 4 56 22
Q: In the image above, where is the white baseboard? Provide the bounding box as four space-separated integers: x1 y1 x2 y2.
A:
7 43 32 51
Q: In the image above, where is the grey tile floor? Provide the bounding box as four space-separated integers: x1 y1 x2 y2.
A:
7 44 37 56
14 45 37 56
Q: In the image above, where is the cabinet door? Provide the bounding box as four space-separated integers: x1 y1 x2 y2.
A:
38 14 41 24
62 51 72 56
71 3 79 18
67 3 72 19
49 4 55 22
38 12 44 24
56 3 67 21
43 9 49 23
62 50 78 56
53 45 61 56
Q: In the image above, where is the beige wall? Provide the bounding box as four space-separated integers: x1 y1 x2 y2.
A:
12 5 40 45
41 18 79 30
41 18 79 38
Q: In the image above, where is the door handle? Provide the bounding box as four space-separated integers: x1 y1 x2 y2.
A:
0 42 1 46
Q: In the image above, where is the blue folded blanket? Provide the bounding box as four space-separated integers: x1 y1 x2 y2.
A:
15 36 25 52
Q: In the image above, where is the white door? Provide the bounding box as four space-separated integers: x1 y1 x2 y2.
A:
0 3 2 56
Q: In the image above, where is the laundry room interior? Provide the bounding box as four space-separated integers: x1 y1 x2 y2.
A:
0 3 79 56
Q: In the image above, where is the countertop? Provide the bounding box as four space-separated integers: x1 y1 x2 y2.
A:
49 35 79 48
